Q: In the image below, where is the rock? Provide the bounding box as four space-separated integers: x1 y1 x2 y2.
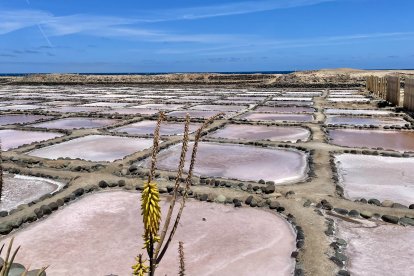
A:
199 194 208 201
285 191 295 198
245 195 254 205
40 205 52 215
269 200 280 210
368 198 381 206
336 239 347 247
23 212 37 223
337 270 350 276
128 165 139 172
321 200 333 210
118 180 126 187
296 240 304 249
250 198 258 207
34 208 43 218
392 203 408 209
11 217 23 228
263 184 275 194
409 204 414 209
0 223 13 235
360 211 373 219
56 199 64 207
0 211 8 217
303 200 312 208
400 217 414 226
382 215 399 224
121 168 128 176
216 194 226 203
108 181 118 188
381 200 394 207
257 201 266 207
330 256 344 268
159 187 168 194
98 180 108 188
48 202 59 211
233 199 242 207
334 208 348 215
348 210 360 217
258 179 265 184
73 188 85 197
207 193 215 202
291 251 299 258
335 252 348 263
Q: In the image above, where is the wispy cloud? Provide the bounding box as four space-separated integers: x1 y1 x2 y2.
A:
139 0 337 22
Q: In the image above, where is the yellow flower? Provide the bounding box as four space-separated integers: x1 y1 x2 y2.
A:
132 254 149 276
141 181 161 246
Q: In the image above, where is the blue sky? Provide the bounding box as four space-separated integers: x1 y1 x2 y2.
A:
0 0 413 73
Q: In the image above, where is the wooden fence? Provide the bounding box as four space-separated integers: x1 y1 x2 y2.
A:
366 76 387 98
404 78 414 111
386 76 400 106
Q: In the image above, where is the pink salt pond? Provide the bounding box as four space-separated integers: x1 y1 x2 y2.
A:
329 129 414 152
240 112 314 122
208 124 310 142
325 115 408 127
0 115 52 126
255 106 315 113
335 154 414 205
167 110 227 119
0 174 64 212
0 191 296 276
142 142 308 184
112 120 201 136
190 104 247 112
30 117 119 130
335 218 414 276
29 135 153 162
325 109 393 116
0 129 63 150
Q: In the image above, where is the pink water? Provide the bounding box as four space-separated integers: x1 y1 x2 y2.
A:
29 135 154 162
0 191 296 276
31 118 119 129
113 120 201 136
0 129 63 150
240 112 314 122
143 142 308 184
208 124 310 142
0 115 53 126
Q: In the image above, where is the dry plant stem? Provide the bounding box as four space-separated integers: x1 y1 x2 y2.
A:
178 241 185 276
148 112 165 184
157 113 223 263
154 114 190 260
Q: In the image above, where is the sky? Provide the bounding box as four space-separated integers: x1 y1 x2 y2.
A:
0 0 413 73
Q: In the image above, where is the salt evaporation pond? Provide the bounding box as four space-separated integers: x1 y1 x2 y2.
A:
255 106 315 113
327 98 369 103
0 129 63 150
143 142 308 184
112 120 201 136
131 103 185 110
336 154 414 205
103 108 159 115
190 104 247 112
0 191 296 276
30 117 119 129
0 115 52 126
265 101 314 106
329 129 414 152
0 174 64 211
325 115 408 126
208 124 310 142
336 219 414 276
167 110 226 119
325 109 393 116
29 135 153 162
240 112 313 122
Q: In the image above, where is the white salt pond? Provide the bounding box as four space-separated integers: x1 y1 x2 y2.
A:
327 98 369 103
335 154 414 205
190 104 247 112
325 115 408 126
208 124 310 142
325 109 393 116
167 110 227 119
112 120 201 136
29 135 153 162
0 174 64 212
30 117 119 129
255 106 315 113
0 191 296 276
142 142 308 184
336 218 414 276
0 129 64 150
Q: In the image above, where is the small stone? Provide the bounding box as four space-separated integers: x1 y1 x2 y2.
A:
382 215 399 224
303 200 312 208
348 210 360 217
409 204 414 209
381 200 394 207
336 239 347 247
335 252 348 262
40 205 52 215
368 199 381 206
0 223 13 235
258 179 265 184
118 180 126 187
360 211 373 219
245 195 254 205
399 217 414 226
0 211 8 217
334 208 348 215
269 200 280 210
291 251 299 258
98 180 108 188
250 198 258 207
48 202 59 211
264 184 275 194
330 256 344 268
233 199 242 207
216 194 226 203
199 194 208 201
337 270 350 276
392 203 408 209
